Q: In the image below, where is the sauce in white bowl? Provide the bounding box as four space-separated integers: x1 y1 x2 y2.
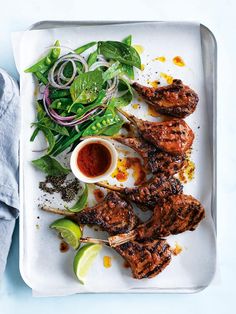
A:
70 138 117 183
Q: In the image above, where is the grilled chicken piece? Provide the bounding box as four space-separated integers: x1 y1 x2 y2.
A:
115 239 172 279
42 192 138 235
132 79 199 118
97 174 183 209
109 194 205 247
113 136 186 175
118 109 194 155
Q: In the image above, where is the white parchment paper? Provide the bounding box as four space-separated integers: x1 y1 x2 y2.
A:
12 22 216 296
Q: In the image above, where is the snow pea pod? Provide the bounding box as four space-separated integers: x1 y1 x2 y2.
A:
74 41 97 55
50 98 72 111
25 40 61 74
82 112 120 137
102 120 124 136
34 71 48 85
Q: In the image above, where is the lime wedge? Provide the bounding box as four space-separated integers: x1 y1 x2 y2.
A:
73 244 102 284
50 218 82 250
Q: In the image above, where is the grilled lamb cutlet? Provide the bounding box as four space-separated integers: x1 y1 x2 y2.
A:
97 174 183 209
42 192 139 235
132 79 199 118
42 198 172 280
118 109 194 155
108 194 205 247
112 136 187 175
115 239 172 279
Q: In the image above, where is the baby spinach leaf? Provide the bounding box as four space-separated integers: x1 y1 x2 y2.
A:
36 118 69 136
32 155 70 176
121 35 134 79
98 41 141 69
70 69 103 104
112 92 132 107
122 35 132 46
102 61 122 82
38 125 56 154
69 184 88 212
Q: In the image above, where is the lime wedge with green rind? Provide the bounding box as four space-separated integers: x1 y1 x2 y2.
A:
73 243 102 284
50 218 82 249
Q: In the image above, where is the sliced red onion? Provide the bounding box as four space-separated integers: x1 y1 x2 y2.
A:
89 60 110 71
48 54 88 89
43 86 104 127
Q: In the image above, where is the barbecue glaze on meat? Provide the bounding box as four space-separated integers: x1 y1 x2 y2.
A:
108 194 205 247
132 79 199 118
135 194 205 239
134 118 194 155
97 174 183 209
74 192 138 235
118 109 194 155
113 136 187 175
115 239 172 279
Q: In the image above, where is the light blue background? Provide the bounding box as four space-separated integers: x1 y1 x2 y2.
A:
0 0 236 313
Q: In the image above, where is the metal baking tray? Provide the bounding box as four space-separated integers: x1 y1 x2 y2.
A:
19 21 217 295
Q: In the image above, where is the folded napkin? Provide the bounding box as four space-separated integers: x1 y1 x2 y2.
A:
0 68 20 279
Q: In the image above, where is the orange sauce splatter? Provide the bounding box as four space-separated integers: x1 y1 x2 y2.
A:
154 56 166 62
150 80 159 88
173 56 185 67
133 45 144 54
93 189 105 202
172 242 183 256
112 158 129 182
132 103 140 110
112 157 146 185
160 72 173 84
103 256 112 268
126 157 146 185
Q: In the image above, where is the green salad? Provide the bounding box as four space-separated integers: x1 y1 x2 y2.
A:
25 36 141 175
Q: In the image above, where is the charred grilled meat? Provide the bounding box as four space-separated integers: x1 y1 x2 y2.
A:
97 174 183 209
42 192 138 235
109 194 205 247
132 79 199 118
118 109 194 155
113 136 186 175
135 194 205 238
115 239 172 279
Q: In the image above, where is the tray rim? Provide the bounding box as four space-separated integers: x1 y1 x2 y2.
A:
19 20 217 294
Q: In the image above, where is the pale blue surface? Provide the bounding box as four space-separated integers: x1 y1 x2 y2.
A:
0 0 236 313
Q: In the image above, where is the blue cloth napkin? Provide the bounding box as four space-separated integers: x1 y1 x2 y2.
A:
0 68 20 278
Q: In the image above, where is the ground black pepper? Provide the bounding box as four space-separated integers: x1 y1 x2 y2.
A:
39 175 82 202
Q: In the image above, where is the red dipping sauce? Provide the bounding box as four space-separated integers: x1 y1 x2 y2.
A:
77 143 112 178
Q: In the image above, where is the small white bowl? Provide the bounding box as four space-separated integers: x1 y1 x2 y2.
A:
70 137 118 183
